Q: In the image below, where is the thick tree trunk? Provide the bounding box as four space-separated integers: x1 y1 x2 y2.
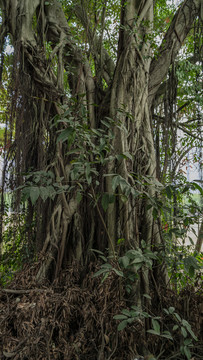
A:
0 0 201 287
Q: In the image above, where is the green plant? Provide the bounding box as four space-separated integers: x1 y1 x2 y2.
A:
0 210 35 286
163 307 198 360
113 305 198 360
113 305 151 331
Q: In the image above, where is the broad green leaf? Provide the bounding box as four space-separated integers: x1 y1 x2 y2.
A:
131 256 144 264
22 187 32 201
101 263 112 269
147 329 160 336
191 182 203 196
119 255 130 268
143 294 151 299
30 187 40 205
85 163 92 185
118 320 128 331
183 346 191 360
122 151 133 160
99 255 107 262
113 314 128 320
112 175 122 191
174 312 181 322
112 268 124 277
92 269 109 278
101 272 109 283
122 309 131 316
47 185 56 200
182 320 198 341
39 186 50 201
76 192 82 203
184 338 192 346
161 331 173 340
181 326 187 338
134 263 142 271
152 319 160 334
165 185 173 199
117 238 125 245
101 193 115 212
57 128 76 146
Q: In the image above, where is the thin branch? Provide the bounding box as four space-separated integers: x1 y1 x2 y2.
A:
177 124 203 141
0 288 48 294
74 2 115 82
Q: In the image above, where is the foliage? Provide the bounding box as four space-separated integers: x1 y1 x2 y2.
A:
0 209 35 286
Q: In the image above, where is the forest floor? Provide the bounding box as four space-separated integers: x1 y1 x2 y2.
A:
0 260 202 360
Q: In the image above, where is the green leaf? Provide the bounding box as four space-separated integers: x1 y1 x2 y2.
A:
47 185 56 200
184 256 200 273
168 307 175 314
85 163 92 185
101 263 112 269
161 331 173 340
22 187 32 201
143 294 151 299
165 185 173 199
101 193 115 212
112 268 124 277
147 329 161 336
152 319 160 334
113 314 128 320
183 346 191 360
76 192 82 203
122 309 131 316
99 255 107 262
112 175 121 191
30 187 40 205
39 186 50 201
92 269 109 278
117 320 128 331
184 338 192 346
57 128 76 146
181 326 187 338
131 256 144 264
182 320 198 341
101 272 109 283
122 151 133 160
174 312 181 322
134 263 142 271
189 266 195 277
191 182 203 196
119 255 130 268
117 238 125 245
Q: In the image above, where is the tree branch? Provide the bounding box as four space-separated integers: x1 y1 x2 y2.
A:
149 0 201 105
73 2 115 83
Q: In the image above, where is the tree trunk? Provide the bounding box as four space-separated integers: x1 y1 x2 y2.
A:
0 0 201 288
